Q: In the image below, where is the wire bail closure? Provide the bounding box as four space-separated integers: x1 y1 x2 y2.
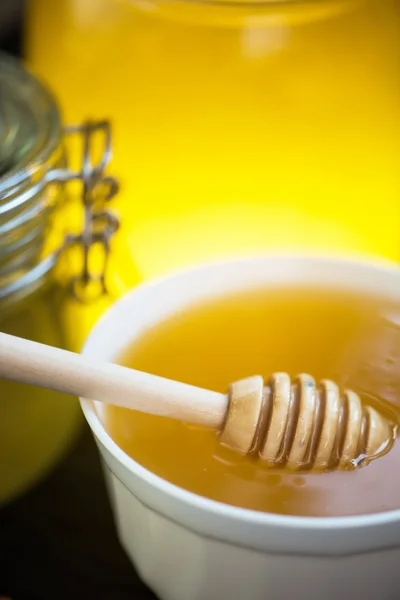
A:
54 121 120 302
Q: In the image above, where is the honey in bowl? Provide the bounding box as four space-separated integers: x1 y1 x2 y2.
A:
103 285 400 517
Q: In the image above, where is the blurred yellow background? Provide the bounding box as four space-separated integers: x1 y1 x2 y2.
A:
1 0 398 506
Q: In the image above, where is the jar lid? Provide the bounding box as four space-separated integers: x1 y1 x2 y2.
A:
0 53 61 187
0 54 63 304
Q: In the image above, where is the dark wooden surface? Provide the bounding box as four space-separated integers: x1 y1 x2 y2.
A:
0 424 158 600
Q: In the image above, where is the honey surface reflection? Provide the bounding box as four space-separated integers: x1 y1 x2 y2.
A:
104 286 400 517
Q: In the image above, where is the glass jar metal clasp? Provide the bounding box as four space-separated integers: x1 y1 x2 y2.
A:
48 120 120 303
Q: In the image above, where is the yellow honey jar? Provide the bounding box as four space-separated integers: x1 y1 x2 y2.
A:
0 54 119 503
25 0 400 300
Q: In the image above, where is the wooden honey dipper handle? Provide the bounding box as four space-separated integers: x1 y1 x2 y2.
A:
0 332 227 429
0 332 395 471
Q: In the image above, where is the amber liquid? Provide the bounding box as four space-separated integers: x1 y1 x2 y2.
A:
104 285 400 517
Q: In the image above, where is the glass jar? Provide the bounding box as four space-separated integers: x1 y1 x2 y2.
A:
26 0 400 292
0 53 119 503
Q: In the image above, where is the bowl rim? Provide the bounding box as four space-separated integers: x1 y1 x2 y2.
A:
80 253 400 533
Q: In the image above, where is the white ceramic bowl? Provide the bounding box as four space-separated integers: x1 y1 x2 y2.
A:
81 256 400 600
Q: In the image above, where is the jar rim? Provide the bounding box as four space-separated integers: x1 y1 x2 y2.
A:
118 0 358 27
124 0 341 6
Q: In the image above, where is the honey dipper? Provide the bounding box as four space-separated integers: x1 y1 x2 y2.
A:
0 331 395 471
